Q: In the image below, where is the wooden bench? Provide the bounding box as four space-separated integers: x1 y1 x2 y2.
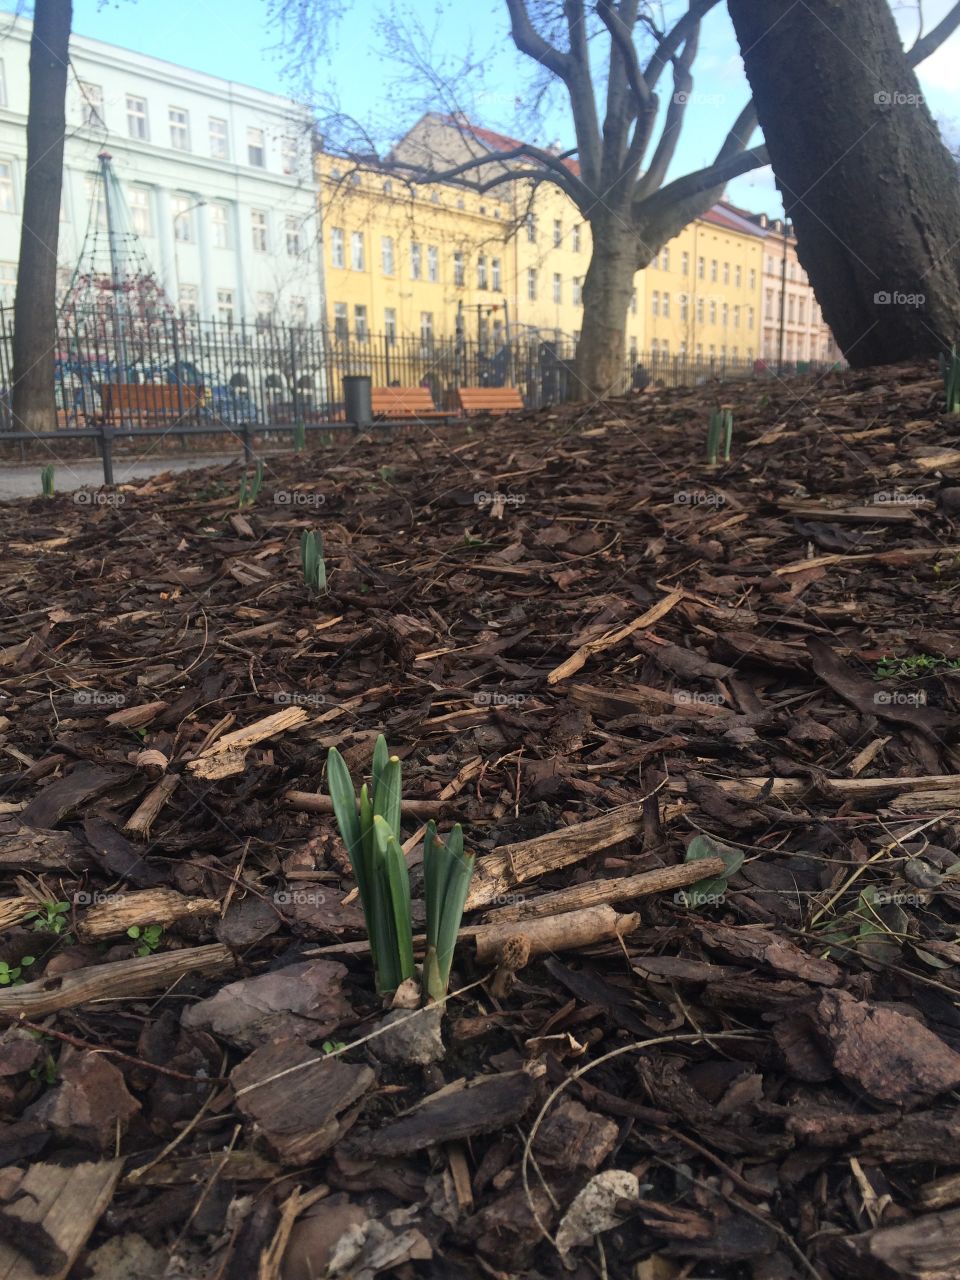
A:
100 383 201 421
371 386 447 420
456 386 524 415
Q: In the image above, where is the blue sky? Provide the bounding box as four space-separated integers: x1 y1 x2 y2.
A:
6 0 960 216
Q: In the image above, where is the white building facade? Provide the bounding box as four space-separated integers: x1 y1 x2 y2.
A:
0 15 325 326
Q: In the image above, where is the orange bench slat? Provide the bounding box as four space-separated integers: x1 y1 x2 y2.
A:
456 386 524 414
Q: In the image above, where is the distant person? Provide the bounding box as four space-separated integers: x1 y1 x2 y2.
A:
632 362 650 393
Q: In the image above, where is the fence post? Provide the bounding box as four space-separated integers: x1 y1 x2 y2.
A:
99 425 115 486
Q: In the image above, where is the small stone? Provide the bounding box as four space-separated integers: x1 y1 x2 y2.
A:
373 1005 445 1065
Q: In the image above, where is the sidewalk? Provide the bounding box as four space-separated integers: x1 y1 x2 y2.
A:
0 451 243 500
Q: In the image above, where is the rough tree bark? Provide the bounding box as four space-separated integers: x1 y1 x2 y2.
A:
12 0 73 434
727 0 960 367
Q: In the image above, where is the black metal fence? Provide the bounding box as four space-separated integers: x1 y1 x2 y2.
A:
0 306 844 434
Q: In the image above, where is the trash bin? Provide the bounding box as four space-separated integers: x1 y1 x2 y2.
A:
343 375 372 426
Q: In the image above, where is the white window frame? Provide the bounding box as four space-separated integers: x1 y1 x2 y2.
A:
247 127 266 168
126 95 148 141
169 107 190 151
209 117 229 160
251 209 268 253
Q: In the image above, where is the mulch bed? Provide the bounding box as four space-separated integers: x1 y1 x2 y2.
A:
1 362 960 1280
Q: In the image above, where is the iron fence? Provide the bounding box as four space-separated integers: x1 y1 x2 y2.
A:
0 306 844 434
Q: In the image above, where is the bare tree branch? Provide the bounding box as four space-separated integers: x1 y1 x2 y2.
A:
597 0 651 109
639 142 769 225
563 0 603 187
634 21 701 199
644 0 723 91
377 143 590 209
504 0 571 78
907 0 960 64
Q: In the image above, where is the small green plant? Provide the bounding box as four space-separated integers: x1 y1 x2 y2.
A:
706 409 733 465
678 834 744 910
379 465 394 482
301 529 327 592
127 923 163 955
326 735 474 998
940 345 960 414
238 460 264 507
293 420 307 452
321 1038 346 1054
29 901 70 936
0 956 34 986
875 653 960 680
40 465 55 498
30 1053 59 1085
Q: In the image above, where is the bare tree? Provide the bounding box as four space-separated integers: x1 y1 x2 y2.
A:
727 0 960 368
11 0 72 434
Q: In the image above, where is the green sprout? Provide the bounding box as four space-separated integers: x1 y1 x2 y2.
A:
40 465 55 498
0 956 34 986
127 923 163 956
706 409 733 465
29 901 70 936
238 460 264 508
875 653 960 680
301 529 327 592
940 345 960 414
293 420 307 452
326 735 474 999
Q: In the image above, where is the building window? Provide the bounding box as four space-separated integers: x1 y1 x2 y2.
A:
209 117 228 160
384 307 397 342
247 127 266 167
734 304 741 328
722 302 729 326
420 311 433 344
0 161 16 214
0 261 16 304
285 216 302 257
169 107 190 151
179 284 198 318
651 290 659 316
696 297 704 322
663 292 670 318
256 291 275 323
573 224 581 252
210 202 230 249
749 269 756 290
172 195 196 242
798 298 806 323
651 338 658 354
128 187 152 237
79 82 104 127
697 256 705 279
427 244 438 282
553 273 562 304
331 227 344 268
381 235 394 275
290 296 307 325
477 255 487 289
83 175 107 230
748 306 755 329
573 277 582 306
661 247 669 270
217 288 235 324
351 230 365 270
527 268 537 301
453 251 465 287
710 300 717 323
765 288 774 319
723 262 730 284
354 304 368 340
251 210 268 253
735 265 742 288
491 258 501 291
680 294 689 321
410 242 422 279
526 213 536 242
553 218 562 248
282 137 299 176
710 259 718 282
333 302 348 340
630 289 637 315
126 96 148 141
681 251 689 275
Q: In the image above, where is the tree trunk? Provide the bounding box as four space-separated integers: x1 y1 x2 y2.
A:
727 0 960 368
12 0 73 434
575 216 646 398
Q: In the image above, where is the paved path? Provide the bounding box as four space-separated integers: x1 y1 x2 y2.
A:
0 452 243 500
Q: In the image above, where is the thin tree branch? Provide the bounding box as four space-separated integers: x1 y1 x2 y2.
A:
644 0 722 92
504 0 570 78
907 0 960 64
563 0 603 188
597 0 651 109
376 144 590 210
639 142 769 223
635 22 701 199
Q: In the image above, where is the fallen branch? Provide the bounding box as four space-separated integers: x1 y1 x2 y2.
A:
473 904 640 965
546 588 684 685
